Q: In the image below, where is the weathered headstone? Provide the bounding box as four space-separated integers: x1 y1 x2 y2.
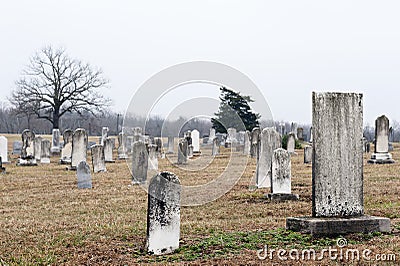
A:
267 148 299 201
188 145 194 158
148 144 158 170
191 129 200 153
243 131 251 156
60 129 73 164
51 129 61 154
77 161 92 189
0 136 9 164
12 141 22 155
286 132 296 154
33 136 43 161
256 128 281 188
297 127 304 141
133 127 142 142
250 127 260 158
118 132 128 159
40 139 51 164
101 127 109 145
17 129 37 166
309 127 313 143
304 145 312 164
104 137 114 163
71 128 88 170
287 92 390 236
91 144 106 173
225 128 237 148
177 139 187 164
368 115 395 164
131 141 148 184
212 137 220 156
208 128 216 144
146 172 181 255
154 138 162 155
167 137 174 154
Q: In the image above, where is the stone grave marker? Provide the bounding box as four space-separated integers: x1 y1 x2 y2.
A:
77 161 92 189
208 128 216 144
0 136 9 163
33 136 43 161
104 137 114 163
91 144 106 173
250 127 260 158
12 141 22 155
17 129 37 166
118 132 128 159
286 132 296 154
71 128 88 170
131 141 148 184
167 136 174 154
60 129 73 164
368 115 395 164
177 139 188 164
212 137 220 156
304 145 312 164
148 144 158 170
51 129 61 154
191 129 200 153
40 139 51 164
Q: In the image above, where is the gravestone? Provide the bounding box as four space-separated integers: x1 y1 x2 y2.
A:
148 144 158 170
71 128 88 170
91 144 106 173
40 139 51 164
297 127 304 141
33 136 43 161
191 129 200 153
304 145 312 164
177 139 188 164
243 131 251 156
287 92 390 236
309 127 313 143
104 137 115 163
286 132 296 154
0 156 5 174
368 115 395 164
17 129 37 166
256 128 281 188
225 128 237 148
101 127 109 145
290 122 297 135
167 137 174 154
118 132 128 159
154 138 162 155
60 129 73 164
212 137 220 156
146 172 181 255
250 127 261 158
208 128 216 144
188 145 194 158
133 127 142 142
0 136 9 163
12 141 22 155
77 161 92 189
267 148 299 201
131 141 148 184
51 129 61 154
237 131 245 145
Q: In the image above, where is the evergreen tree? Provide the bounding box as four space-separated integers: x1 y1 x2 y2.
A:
211 87 260 133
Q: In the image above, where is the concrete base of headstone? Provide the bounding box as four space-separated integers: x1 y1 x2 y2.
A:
40 158 51 164
105 159 115 163
16 158 38 166
60 158 72 165
286 216 391 236
266 193 299 202
118 153 128 160
50 147 61 155
367 153 395 164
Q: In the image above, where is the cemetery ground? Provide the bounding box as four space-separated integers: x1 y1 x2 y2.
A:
1 135 399 265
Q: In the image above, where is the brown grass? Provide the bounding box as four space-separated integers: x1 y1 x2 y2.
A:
0 136 399 265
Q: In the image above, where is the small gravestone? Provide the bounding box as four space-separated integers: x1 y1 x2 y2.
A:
133 127 142 142
243 131 251 156
286 132 296 154
91 144 106 173
17 129 37 166
77 161 92 189
118 132 128 159
256 128 281 188
60 129 73 164
309 127 313 143
51 129 61 154
187 145 194 158
267 148 299 201
154 138 162 155
167 137 174 154
101 127 109 145
33 136 43 161
148 144 158 170
297 127 304 141
212 137 220 156
0 136 9 163
368 115 395 164
304 145 312 164
104 138 115 163
131 141 148 184
146 172 181 255
40 139 51 164
225 128 237 148
208 128 216 144
250 127 260 158
287 92 390 236
0 156 6 174
71 128 88 170
191 129 200 153
12 141 22 155
177 139 187 164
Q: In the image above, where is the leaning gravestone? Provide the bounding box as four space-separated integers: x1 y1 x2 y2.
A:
0 136 9 163
167 136 174 154
286 132 296 154
77 161 92 189
212 137 220 156
256 128 281 188
191 129 200 153
267 148 299 201
287 92 390 236
91 144 106 173
33 136 43 161
51 129 61 154
60 129 73 164
148 144 158 170
104 138 114 163
71 128 88 170
40 139 51 164
368 115 395 164
250 127 260 158
131 141 148 184
304 145 312 164
177 139 188 164
17 129 37 166
146 171 181 255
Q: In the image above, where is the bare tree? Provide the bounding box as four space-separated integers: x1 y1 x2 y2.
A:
9 46 111 129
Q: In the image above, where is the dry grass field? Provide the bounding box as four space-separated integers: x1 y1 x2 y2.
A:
0 134 399 265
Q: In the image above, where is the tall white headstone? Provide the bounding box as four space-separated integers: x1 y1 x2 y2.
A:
191 129 200 153
51 129 61 154
0 136 9 163
71 128 88 170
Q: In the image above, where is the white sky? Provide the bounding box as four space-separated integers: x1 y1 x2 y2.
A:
1 0 400 126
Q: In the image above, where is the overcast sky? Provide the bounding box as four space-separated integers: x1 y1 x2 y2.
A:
1 1 400 126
